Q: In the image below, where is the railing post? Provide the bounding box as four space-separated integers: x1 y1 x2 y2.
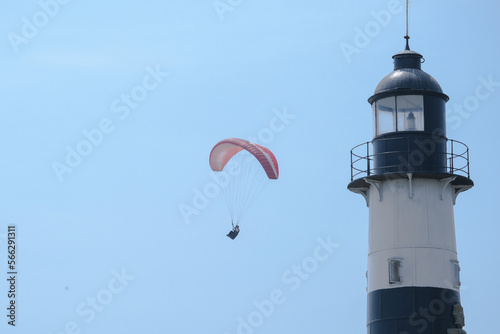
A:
366 142 370 176
351 149 354 181
467 147 470 178
450 139 454 174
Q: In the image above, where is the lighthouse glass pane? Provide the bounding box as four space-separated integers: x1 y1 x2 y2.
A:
372 103 376 137
375 97 396 136
397 95 424 131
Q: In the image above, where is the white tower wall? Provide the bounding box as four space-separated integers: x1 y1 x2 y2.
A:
367 177 460 293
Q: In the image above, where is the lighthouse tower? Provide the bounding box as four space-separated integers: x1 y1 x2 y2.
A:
348 38 473 334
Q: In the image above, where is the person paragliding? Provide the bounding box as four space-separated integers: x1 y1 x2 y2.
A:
226 222 240 240
209 138 279 239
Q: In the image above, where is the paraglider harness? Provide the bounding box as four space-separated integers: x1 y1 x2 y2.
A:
226 222 240 240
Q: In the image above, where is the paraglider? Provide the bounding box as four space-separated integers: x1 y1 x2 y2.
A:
226 222 240 240
209 138 279 239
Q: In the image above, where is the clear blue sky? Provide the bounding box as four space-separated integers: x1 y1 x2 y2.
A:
0 1 499 333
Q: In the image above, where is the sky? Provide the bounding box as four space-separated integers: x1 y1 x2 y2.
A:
0 1 499 333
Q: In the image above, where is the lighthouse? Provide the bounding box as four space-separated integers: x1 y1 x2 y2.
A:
347 38 473 334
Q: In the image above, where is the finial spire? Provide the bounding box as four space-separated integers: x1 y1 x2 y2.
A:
404 0 411 50
404 35 410 51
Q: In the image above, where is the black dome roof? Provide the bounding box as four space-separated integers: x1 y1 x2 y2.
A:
368 49 449 103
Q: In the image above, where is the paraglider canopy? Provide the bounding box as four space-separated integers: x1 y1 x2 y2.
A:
209 138 279 180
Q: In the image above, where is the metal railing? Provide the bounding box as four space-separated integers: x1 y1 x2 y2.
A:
350 137 470 181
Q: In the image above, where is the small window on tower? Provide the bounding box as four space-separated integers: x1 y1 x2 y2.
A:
388 258 403 284
451 260 461 288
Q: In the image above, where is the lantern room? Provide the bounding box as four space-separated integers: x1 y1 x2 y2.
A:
367 48 451 175
348 44 473 191
368 49 448 140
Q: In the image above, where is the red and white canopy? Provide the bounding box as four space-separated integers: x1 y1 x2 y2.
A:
209 138 279 179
